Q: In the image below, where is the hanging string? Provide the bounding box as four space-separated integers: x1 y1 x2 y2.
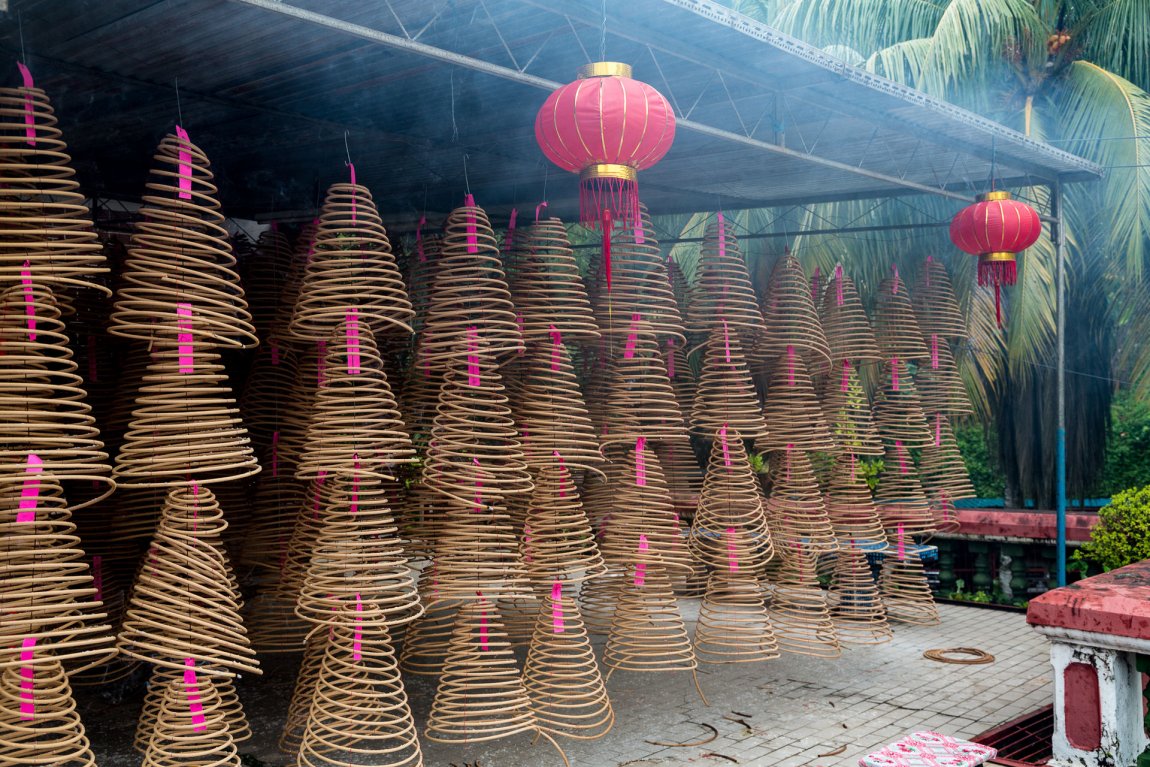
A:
462 153 471 196
600 0 607 61
174 76 183 125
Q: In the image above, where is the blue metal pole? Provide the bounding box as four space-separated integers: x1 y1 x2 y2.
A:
1054 182 1067 587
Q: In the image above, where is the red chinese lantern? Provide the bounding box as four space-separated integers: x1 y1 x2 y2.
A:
949 190 1042 326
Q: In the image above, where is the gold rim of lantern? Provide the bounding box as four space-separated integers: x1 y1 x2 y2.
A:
578 61 633 78
980 252 1017 263
581 163 638 183
977 190 1012 202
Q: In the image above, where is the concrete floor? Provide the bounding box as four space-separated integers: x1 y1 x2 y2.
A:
81 602 1051 767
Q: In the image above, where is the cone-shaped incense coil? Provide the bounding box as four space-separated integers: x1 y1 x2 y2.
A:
756 348 835 452
828 544 891 644
279 631 327 757
665 337 696 415
117 482 260 677
398 590 463 676
913 257 966 339
822 360 883 456
690 324 767 439
240 473 306 569
764 447 837 555
760 254 831 371
874 272 929 360
873 358 933 448
273 476 336 602
0 474 114 675
873 442 936 536
770 550 841 658
694 573 779 664
599 441 690 574
516 337 604 475
880 544 940 625
686 217 767 346
297 316 415 479
0 78 107 291
418 199 523 365
239 338 299 470
288 182 414 340
824 452 888 545
598 318 687 447
135 666 250 754
915 337 973 416
524 584 614 740
521 458 606 585
514 217 600 343
0 654 97 766
140 670 240 767
690 429 773 573
429 492 530 599
247 228 294 339
820 266 882 363
919 414 976 522
0 282 113 506
113 342 259 487
296 468 421 629
110 132 255 349
298 601 423 767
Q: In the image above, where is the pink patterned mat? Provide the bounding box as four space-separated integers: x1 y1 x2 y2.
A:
860 731 998 767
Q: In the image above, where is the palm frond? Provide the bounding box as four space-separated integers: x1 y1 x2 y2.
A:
865 38 933 84
769 0 950 56
1072 0 1150 93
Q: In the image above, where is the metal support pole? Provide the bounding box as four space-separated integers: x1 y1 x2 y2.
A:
1053 181 1067 587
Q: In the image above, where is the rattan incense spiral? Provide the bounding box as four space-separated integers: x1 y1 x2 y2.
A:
239 338 299 470
880 547 940 625
764 447 837 555
0 654 97 766
755 348 835 452
135 665 251 753
821 359 883 456
690 324 767 439
770 550 841 658
694 573 780 664
820 265 882 363
872 358 933 448
273 476 336 602
109 132 255 350
915 338 973 416
288 182 414 340
117 482 260 677
513 216 600 344
760 253 831 372
521 459 606 586
665 335 696 411
140 671 240 767
686 218 767 349
247 228 294 339
298 601 422 767
524 584 614 740
690 430 773 573
113 341 259 487
397 587 463 677
0 81 107 291
279 631 327 756
873 442 936 536
296 468 421 629
824 452 888 546
429 491 530 599
919 414 975 531
597 318 687 448
828 543 892 644
913 257 966 339
297 317 415 480
654 439 705 518
874 273 929 360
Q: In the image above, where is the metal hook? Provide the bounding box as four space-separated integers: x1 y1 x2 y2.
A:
17 11 26 65
174 76 183 125
462 153 471 195
343 130 352 166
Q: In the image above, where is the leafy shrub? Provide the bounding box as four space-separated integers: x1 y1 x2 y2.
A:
1073 485 1150 573
1096 391 1150 496
953 421 1005 499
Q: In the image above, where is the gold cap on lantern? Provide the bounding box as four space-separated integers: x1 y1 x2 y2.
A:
578 61 633 79
580 163 638 183
977 190 1012 202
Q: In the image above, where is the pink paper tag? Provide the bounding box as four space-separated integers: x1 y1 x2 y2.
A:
931 335 940 370
549 325 562 371
18 637 35 720
270 340 280 366
892 264 900 294
348 163 357 222
716 211 726 258
535 200 548 222
850 453 857 482
897 524 906 560
841 359 850 393
345 309 361 375
835 264 844 306
551 581 565 633
17 453 43 523
935 414 942 447
17 62 34 146
722 319 733 363
787 345 796 386
466 326 480 386
896 440 908 474
176 303 194 373
624 313 641 359
635 437 647 486
503 208 518 253
92 555 104 603
634 535 649 587
416 215 427 262
353 593 363 660
891 357 900 391
20 261 35 341
666 339 676 378
464 194 478 254
87 336 99 382
634 218 644 245
271 431 280 477
720 424 732 467
183 658 207 731
175 125 192 200
479 605 490 651
726 527 739 573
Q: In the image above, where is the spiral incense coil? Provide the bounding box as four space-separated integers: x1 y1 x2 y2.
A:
821 360 882 457
665 337 696 414
666 257 691 319
873 358 933 448
597 318 687 448
0 84 107 292
653 439 704 518
689 430 773 573
824 452 888 546
913 257 966 339
0 654 97 767
297 318 415 480
239 473 307 569
110 133 255 350
246 228 294 339
693 573 780 664
239 338 300 469
599 441 691 574
273 476 338 601
513 217 600 344
298 601 423 767
874 273 929 360
497 594 539 647
918 415 976 511
117 482 260 677
820 266 882 363
278 631 327 757
429 493 531 599
828 544 892 645
296 469 421 629
764 447 837 555
524 585 614 741
577 569 624 636
289 182 414 341
915 337 973 416
879 548 940 625
760 254 831 372
422 340 533 506
398 593 463 677
755 348 835 453
690 325 767 439
0 473 115 676
417 200 523 366
520 459 606 586
873 442 936 536
685 218 767 348
135 666 250 754
516 338 604 476
769 550 841 658
140 672 240 767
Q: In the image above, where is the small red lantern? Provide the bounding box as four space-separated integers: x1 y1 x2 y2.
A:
949 190 1042 326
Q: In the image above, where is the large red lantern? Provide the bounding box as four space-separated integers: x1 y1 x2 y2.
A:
948 190 1042 326
535 62 676 228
